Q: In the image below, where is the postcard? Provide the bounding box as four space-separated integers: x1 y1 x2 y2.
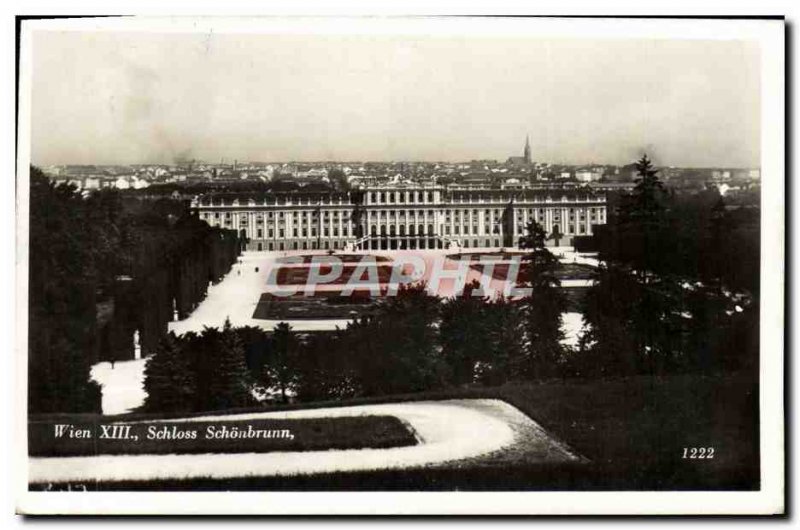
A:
15 15 785 515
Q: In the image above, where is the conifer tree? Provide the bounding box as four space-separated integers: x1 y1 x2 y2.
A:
143 332 194 412
261 322 300 403
518 219 567 378
617 154 668 279
208 318 252 409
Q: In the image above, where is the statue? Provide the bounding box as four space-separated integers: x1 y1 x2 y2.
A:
133 329 141 360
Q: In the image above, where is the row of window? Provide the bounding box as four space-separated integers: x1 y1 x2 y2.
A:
254 239 349 251
368 191 436 204
201 207 604 222
237 219 592 240
246 227 355 239
201 194 605 208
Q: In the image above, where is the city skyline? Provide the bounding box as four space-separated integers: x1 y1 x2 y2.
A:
30 31 760 168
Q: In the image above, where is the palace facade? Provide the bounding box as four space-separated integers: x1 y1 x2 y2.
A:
192 186 607 251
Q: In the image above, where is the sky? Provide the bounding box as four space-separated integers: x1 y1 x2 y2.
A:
30 30 761 167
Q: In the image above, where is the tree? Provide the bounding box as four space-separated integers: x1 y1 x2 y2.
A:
328 168 350 191
28 167 102 413
261 322 300 403
207 319 252 409
438 281 491 385
616 154 669 278
476 296 526 385
142 332 194 412
621 154 667 225
518 220 567 378
295 331 359 401
346 283 445 396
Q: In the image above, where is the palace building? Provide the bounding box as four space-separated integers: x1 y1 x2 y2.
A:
192 186 607 251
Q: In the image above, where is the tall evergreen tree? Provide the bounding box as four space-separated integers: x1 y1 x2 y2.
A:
208 319 252 409
617 154 669 278
142 332 194 412
518 220 567 378
261 322 300 403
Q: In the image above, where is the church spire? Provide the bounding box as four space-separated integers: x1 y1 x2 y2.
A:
524 134 531 164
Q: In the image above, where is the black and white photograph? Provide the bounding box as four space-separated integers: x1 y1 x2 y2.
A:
13 14 785 515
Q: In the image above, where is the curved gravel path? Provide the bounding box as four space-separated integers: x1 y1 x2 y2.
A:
29 399 578 484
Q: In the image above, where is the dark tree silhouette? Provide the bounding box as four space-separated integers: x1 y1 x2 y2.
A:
207 319 252 409
142 332 194 413
518 220 567 378
438 281 491 385
261 322 300 403
28 167 102 413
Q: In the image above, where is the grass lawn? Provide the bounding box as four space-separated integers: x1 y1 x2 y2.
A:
28 415 416 458
30 373 759 491
451 373 760 490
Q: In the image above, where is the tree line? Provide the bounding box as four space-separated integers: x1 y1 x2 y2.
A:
579 155 759 378
28 166 241 413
